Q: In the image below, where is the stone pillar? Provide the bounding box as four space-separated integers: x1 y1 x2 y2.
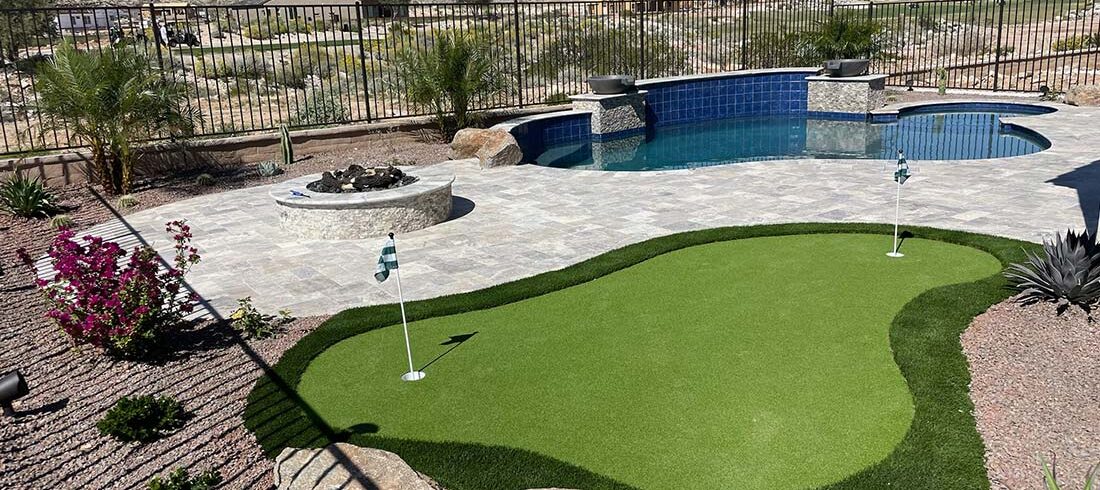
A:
806 74 888 116
569 91 648 140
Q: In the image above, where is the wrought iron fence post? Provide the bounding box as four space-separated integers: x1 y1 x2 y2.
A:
828 0 835 17
148 2 165 71
354 2 372 122
740 0 748 69
512 0 523 107
866 1 875 60
640 2 646 79
993 0 1006 91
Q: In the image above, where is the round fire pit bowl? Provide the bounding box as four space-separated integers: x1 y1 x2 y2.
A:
269 165 454 240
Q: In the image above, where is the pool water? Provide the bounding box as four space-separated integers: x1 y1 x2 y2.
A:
535 110 1050 171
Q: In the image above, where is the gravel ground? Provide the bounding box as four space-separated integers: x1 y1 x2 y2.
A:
0 136 448 489
963 300 1100 489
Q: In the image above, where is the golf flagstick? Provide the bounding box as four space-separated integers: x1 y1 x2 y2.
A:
888 150 910 258
385 233 424 382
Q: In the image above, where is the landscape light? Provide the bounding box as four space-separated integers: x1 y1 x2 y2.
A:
0 370 29 417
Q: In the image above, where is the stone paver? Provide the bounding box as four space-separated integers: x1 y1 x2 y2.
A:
84 102 1100 317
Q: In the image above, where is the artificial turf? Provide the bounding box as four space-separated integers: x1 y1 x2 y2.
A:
292 234 1000 489
243 223 1037 490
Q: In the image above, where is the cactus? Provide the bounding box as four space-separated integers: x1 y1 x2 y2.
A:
49 214 75 230
195 173 215 186
257 161 283 177
936 67 948 96
279 124 293 166
116 194 138 209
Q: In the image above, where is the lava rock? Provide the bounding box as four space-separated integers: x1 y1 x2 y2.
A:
307 165 411 193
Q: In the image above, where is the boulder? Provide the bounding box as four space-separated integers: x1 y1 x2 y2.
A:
1065 84 1100 106
274 443 442 490
449 128 495 159
475 131 523 168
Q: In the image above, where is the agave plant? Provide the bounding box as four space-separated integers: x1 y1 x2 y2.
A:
34 42 199 195
1004 230 1100 309
0 173 59 218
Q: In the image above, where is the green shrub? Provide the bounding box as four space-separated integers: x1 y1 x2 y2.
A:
0 173 59 218
230 296 293 339
1004 230 1100 310
241 17 291 40
195 173 215 186
291 91 350 126
97 395 187 443
396 30 508 133
805 15 885 60
147 467 223 490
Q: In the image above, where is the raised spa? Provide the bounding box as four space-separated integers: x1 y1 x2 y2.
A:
503 70 1054 172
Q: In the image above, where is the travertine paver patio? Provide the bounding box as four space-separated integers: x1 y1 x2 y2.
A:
85 102 1099 317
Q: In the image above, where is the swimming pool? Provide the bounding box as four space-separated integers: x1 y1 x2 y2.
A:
534 106 1053 171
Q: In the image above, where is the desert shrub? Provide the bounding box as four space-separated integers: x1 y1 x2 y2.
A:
805 15 885 60
747 31 818 68
395 30 507 132
932 27 993 57
0 173 59 218
194 54 265 80
544 92 570 105
530 22 686 80
1004 230 1100 311
291 91 350 126
97 395 186 443
19 221 200 356
230 297 293 339
241 17 291 40
147 467 223 490
1052 34 1100 52
34 43 199 194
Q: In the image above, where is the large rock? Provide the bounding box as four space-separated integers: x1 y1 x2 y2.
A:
475 131 522 168
1066 84 1100 106
274 443 442 490
449 128 494 159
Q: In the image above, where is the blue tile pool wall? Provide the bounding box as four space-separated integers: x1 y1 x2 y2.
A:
644 71 816 127
512 113 591 162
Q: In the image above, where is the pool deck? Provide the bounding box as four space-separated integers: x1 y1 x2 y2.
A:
84 101 1100 317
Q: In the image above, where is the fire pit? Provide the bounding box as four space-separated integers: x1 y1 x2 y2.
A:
305 165 418 193
270 165 454 240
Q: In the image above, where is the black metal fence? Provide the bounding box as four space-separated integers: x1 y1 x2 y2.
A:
1 0 1097 155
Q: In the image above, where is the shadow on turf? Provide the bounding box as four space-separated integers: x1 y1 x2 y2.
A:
420 332 479 372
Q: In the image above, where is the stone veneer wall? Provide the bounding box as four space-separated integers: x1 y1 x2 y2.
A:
806 75 887 115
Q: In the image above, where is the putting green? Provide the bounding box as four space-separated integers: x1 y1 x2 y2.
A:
297 234 1000 489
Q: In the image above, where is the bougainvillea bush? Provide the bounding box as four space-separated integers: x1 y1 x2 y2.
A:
18 220 201 357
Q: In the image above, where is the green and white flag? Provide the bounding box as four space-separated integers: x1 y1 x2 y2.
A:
375 237 399 282
894 151 911 185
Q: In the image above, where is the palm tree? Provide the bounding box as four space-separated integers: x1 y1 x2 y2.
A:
34 42 199 194
395 30 506 135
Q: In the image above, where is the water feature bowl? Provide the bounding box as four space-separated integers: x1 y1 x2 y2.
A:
587 75 636 95
823 59 871 77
